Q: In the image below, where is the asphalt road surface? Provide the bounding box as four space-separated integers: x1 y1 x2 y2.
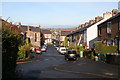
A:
16 44 119 79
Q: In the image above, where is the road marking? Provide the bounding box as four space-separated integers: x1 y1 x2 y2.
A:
77 63 86 66
104 73 114 76
54 67 114 78
72 61 76 63
45 59 49 61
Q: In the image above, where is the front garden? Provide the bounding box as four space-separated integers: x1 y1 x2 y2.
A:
63 37 119 65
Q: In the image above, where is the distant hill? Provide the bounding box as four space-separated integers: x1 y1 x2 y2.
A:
41 25 77 29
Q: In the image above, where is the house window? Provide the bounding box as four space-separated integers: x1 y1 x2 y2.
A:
106 40 113 46
107 22 112 34
84 31 87 42
98 27 102 36
35 33 37 42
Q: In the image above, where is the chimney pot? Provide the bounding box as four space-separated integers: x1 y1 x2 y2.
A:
103 12 112 19
95 16 103 22
84 22 89 27
81 24 84 28
89 20 95 25
112 9 118 16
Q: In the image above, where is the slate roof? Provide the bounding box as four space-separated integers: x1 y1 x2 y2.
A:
98 12 120 26
61 30 73 36
67 19 103 36
20 25 40 32
19 25 27 33
41 29 52 34
2 19 20 33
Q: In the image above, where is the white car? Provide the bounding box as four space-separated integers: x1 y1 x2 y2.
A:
41 46 47 52
56 47 59 51
55 46 60 51
58 47 67 54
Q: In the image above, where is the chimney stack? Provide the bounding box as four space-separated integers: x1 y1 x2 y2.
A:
95 16 103 22
19 22 21 25
75 27 78 30
78 25 81 29
89 20 95 25
17 22 21 28
112 9 118 16
81 24 84 28
84 22 89 27
10 22 12 24
103 12 112 19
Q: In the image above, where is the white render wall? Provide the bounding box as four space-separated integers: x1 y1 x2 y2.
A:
60 36 66 42
45 38 52 44
86 18 110 49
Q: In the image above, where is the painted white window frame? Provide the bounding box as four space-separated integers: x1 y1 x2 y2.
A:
107 22 112 34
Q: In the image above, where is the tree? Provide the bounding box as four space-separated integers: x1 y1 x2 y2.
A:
64 37 68 47
2 19 22 79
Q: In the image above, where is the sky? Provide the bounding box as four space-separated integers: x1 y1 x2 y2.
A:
1 2 119 28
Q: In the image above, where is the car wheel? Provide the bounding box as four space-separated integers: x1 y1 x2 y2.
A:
74 58 77 61
65 57 69 61
76 58 78 60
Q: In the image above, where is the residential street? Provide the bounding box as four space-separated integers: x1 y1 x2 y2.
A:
16 44 119 79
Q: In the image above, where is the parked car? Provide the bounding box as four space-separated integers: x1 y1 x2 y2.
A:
55 45 60 51
35 48 42 54
41 46 47 52
58 47 67 54
65 50 78 61
56 47 60 51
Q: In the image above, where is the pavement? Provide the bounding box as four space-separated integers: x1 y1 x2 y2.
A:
53 57 119 78
16 52 44 64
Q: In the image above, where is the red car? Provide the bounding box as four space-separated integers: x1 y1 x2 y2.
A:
35 48 42 54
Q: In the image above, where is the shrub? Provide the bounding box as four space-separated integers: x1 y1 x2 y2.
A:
78 46 84 52
17 45 26 60
94 41 103 53
17 39 32 60
94 41 117 54
2 20 22 79
102 45 117 53
64 37 68 47
68 44 74 50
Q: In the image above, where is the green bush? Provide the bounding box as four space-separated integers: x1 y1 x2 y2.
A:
64 37 68 47
17 45 26 60
94 41 117 54
2 20 22 79
68 44 74 50
85 50 94 59
94 41 103 53
17 39 32 60
77 46 84 52
102 45 117 53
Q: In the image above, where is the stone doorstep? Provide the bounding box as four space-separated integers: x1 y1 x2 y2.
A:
16 56 30 62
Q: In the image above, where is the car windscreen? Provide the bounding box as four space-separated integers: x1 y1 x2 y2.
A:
42 47 45 48
61 49 66 51
36 49 40 50
68 51 76 54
